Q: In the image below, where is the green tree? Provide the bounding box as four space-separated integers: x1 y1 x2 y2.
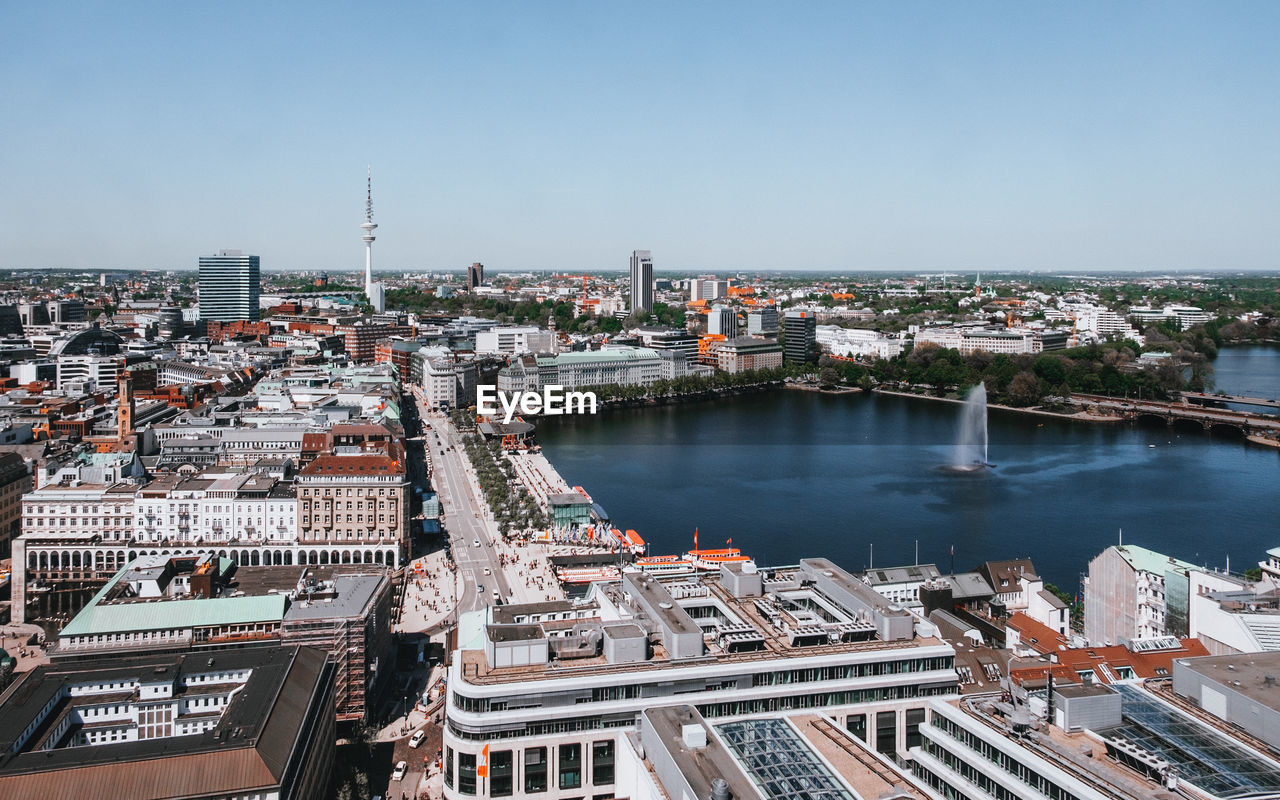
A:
1007 371 1042 407
1032 354 1066 386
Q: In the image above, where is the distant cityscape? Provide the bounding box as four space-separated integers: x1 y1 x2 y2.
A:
0 220 1278 800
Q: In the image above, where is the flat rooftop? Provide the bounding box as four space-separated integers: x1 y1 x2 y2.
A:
461 565 952 686
60 563 390 638
1175 651 1280 712
643 706 759 800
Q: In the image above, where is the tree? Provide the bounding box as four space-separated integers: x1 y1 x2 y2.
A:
1007 371 1042 407
817 367 839 388
1032 354 1066 386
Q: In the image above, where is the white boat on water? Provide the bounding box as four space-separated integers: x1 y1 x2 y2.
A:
683 548 753 571
634 555 697 577
555 566 622 585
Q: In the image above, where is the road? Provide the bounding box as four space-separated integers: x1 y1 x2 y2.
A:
411 389 512 616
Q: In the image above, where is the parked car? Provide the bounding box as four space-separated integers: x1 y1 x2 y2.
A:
409 730 426 748
392 761 408 781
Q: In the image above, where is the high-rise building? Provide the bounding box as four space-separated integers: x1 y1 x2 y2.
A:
707 305 738 338
747 307 778 336
630 250 654 312
198 249 260 321
467 262 485 290
783 309 817 364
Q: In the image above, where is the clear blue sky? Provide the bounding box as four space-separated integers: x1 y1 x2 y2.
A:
2 1 1277 272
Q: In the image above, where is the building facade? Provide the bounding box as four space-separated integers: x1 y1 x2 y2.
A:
1084 544 1196 645
441 559 957 800
295 444 410 567
715 337 783 374
198 249 261 322
746 307 778 336
0 452 32 558
783 309 817 364
629 250 654 312
476 326 556 356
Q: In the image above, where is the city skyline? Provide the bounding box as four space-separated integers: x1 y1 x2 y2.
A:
3 2 1279 272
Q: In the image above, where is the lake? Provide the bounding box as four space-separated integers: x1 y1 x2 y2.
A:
537 346 1280 590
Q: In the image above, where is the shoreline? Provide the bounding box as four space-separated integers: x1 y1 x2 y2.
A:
561 381 785 415
871 387 1124 424
786 383 863 395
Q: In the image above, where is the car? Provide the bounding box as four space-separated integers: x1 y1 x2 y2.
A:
492 590 500 603
472 538 480 548
483 567 491 576
392 761 408 781
409 729 426 748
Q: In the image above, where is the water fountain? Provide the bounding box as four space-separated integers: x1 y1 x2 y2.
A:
950 382 991 472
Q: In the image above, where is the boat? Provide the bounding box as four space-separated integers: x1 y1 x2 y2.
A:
554 566 622 585
634 555 697 576
683 548 754 571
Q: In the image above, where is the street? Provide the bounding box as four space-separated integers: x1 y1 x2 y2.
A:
411 389 510 614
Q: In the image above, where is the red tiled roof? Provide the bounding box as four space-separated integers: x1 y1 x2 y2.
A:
1006 612 1069 655
300 454 403 475
1009 636 1210 686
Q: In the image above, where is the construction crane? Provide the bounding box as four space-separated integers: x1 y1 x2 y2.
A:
555 273 597 312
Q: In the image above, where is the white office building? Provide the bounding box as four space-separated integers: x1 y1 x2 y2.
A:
476 326 555 356
551 347 664 389
441 559 958 800
746 307 778 336
707 305 738 338
816 326 905 359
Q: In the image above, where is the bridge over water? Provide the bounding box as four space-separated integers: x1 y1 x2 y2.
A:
1072 393 1280 435
1179 391 1280 410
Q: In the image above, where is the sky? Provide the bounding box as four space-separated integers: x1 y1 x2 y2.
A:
1 1 1278 273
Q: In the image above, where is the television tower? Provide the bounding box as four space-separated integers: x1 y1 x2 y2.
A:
361 167 378 300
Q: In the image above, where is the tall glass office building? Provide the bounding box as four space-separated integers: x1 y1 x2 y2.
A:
198 249 261 321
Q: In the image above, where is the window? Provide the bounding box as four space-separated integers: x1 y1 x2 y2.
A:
591 740 614 785
445 746 454 789
459 751 477 795
559 743 582 789
491 749 514 797
846 713 866 741
524 747 547 793
876 710 896 755
905 708 926 749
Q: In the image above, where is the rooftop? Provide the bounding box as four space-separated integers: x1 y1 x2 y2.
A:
460 561 951 686
59 559 390 639
1112 544 1197 575
862 564 941 586
1175 651 1280 712
0 646 329 797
